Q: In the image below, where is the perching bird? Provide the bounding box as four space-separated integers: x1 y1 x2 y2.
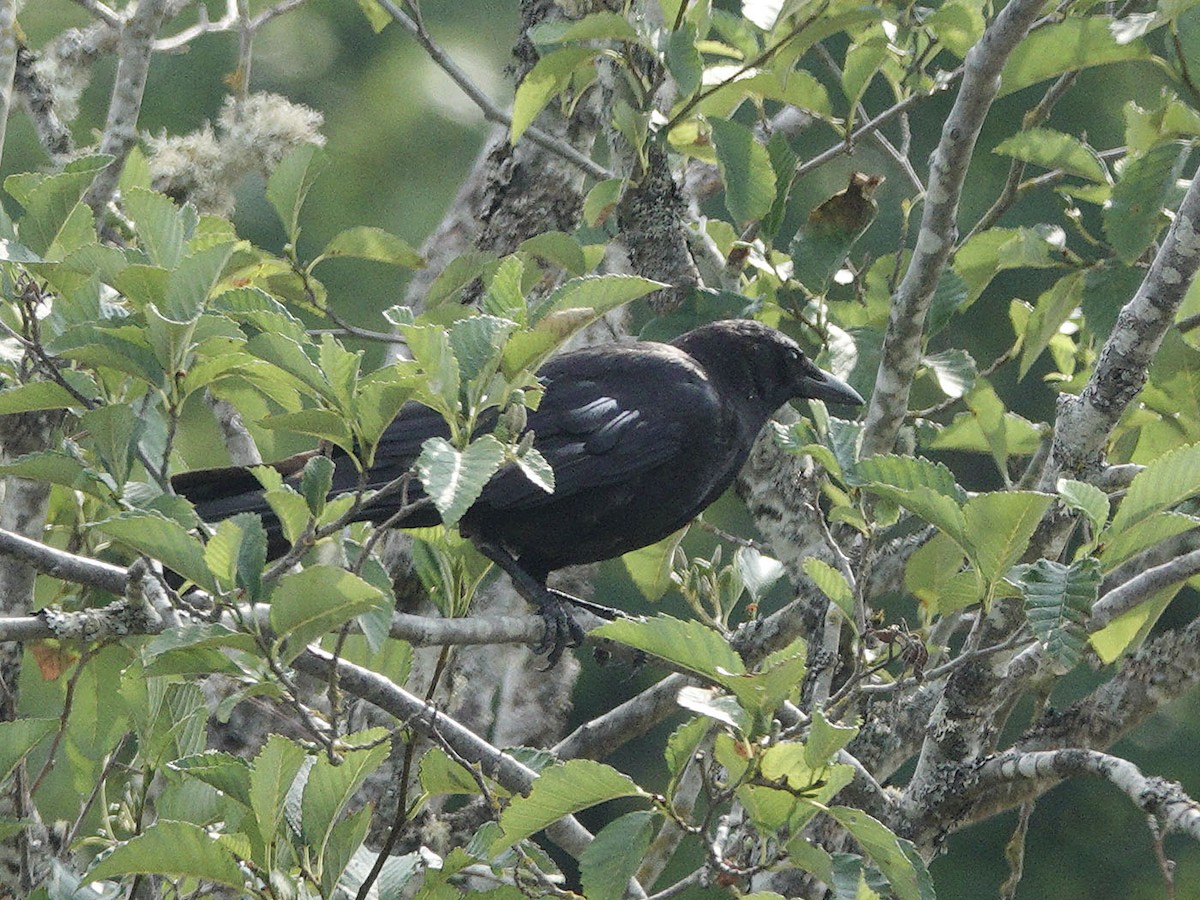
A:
173 319 864 662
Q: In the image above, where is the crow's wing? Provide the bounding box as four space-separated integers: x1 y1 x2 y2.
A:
478 343 723 511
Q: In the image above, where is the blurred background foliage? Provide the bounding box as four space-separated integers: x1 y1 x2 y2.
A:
14 1 1200 897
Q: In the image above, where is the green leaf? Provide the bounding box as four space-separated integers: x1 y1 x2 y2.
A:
270 566 385 659
1090 582 1182 663
905 531 974 616
710 117 776 223
962 491 1053 592
923 349 976 399
667 23 703 95
169 751 253 807
163 242 235 323
828 807 924 900
791 174 881 292
1016 557 1100 673
0 450 110 498
416 434 505 526
621 528 686 602
850 455 968 546
98 510 213 590
0 719 56 784
124 187 188 268
87 820 244 887
1104 142 1187 263
321 226 424 268
993 128 1108 182
419 747 496 797
11 156 108 257
0 381 81 414
1109 442 1200 534
999 17 1152 97
518 231 589 276
301 728 390 859
261 409 355 455
511 47 598 142
842 37 887 114
580 811 657 900
493 759 647 853
301 454 335 517
266 144 327 242
954 226 1061 305
529 10 641 44
592 614 746 681
1057 478 1110 532
583 178 624 228
803 558 855 626
1020 271 1085 378
1100 511 1200 570
450 314 518 386
249 735 307 855
805 708 860 768
507 274 665 373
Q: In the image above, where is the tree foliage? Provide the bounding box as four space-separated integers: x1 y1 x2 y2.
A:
3 0 1200 898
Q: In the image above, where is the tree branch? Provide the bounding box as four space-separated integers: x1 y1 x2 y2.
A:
861 0 1046 456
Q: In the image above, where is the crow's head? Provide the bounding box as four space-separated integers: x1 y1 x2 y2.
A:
671 319 863 418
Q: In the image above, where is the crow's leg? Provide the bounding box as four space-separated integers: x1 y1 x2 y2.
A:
472 539 584 667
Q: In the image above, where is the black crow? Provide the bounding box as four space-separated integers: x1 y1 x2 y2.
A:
174 319 864 662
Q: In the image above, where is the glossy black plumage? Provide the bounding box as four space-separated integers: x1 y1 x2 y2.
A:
173 319 864 660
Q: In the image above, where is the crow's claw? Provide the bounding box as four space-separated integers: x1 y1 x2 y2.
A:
534 594 586 669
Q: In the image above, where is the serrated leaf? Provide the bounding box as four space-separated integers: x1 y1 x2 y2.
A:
1020 271 1085 378
519 231 589 276
583 178 624 228
592 614 745 682
87 820 243 887
923 349 976 399
1109 442 1200 534
621 528 687 602
450 314 518 386
667 23 703 95
1090 582 1183 663
98 510 213 590
321 226 424 268
416 434 505 526
805 708 860 768
710 117 776 223
249 735 306 855
529 10 640 44
962 492 1053 592
169 752 253 807
261 409 354 454
124 187 187 268
579 810 656 900
269 567 384 658
1017 557 1100 673
1100 511 1200 570
266 144 327 242
850 455 968 546
1104 142 1186 263
993 128 1108 182
827 807 924 900
1000 18 1152 97
301 455 335 517
301 728 390 856
0 381 80 414
803 558 855 625
1057 478 1110 531
0 719 56 784
511 47 598 142
905 531 976 616
492 759 648 853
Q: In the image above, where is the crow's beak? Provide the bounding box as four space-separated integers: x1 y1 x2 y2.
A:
800 366 864 406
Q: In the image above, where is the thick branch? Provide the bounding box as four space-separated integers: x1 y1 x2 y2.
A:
861 0 1045 456
1041 168 1200 484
